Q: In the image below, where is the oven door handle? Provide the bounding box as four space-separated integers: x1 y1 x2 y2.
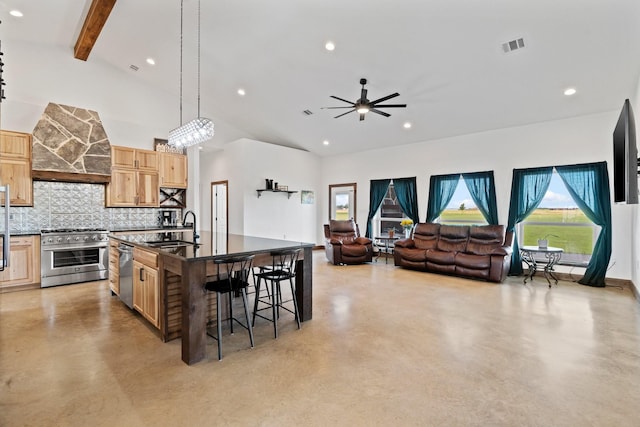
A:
41 245 108 252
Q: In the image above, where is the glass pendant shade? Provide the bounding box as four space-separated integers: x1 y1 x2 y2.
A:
168 117 214 147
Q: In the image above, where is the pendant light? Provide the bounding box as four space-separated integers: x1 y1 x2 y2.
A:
168 0 214 148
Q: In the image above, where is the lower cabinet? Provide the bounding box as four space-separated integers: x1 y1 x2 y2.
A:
133 248 159 328
0 235 40 291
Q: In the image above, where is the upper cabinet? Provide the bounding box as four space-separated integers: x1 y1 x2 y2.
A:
111 146 159 171
159 152 188 189
0 130 33 206
106 146 160 207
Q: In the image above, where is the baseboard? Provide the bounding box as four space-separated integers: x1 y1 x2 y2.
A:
523 268 638 302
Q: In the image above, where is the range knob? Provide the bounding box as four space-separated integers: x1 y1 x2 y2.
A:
91 235 97 241
67 237 71 242
47 238 53 243
83 236 89 241
75 236 80 241
56 237 63 243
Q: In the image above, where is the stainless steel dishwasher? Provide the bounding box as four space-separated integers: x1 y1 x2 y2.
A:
118 243 134 309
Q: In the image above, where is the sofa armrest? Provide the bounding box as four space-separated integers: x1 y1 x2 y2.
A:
329 238 343 245
491 246 512 256
394 238 415 248
355 236 372 245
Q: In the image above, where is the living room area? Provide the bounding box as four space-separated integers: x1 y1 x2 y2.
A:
2 1 640 425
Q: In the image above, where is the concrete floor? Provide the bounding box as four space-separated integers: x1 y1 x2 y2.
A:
1 251 640 426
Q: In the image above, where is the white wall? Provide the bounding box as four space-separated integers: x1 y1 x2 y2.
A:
630 78 640 294
199 139 320 243
319 111 634 281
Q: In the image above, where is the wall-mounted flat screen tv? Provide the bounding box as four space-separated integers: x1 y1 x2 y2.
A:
612 99 638 204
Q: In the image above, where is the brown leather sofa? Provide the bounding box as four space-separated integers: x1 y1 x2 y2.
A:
394 223 513 283
324 219 374 265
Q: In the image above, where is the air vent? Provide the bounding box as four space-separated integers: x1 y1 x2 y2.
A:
129 64 139 71
302 109 313 116
502 38 525 53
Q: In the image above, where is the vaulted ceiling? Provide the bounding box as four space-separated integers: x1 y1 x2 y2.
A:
3 0 640 156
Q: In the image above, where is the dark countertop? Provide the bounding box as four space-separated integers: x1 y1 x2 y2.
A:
4 230 41 236
109 231 314 261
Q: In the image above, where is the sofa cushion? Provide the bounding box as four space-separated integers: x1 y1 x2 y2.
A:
341 244 368 257
466 225 505 256
456 252 491 270
413 223 440 250
426 249 456 265
329 219 358 244
436 225 469 252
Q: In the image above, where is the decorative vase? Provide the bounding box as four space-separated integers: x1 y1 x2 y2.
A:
405 228 411 239
388 229 394 238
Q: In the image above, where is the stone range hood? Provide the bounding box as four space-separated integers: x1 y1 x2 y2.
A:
31 103 111 184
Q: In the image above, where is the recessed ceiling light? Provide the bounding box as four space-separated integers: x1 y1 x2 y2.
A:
323 140 330 146
9 10 23 17
237 88 246 96
146 58 156 65
403 122 412 129
198 146 203 150
325 41 335 51
564 87 577 96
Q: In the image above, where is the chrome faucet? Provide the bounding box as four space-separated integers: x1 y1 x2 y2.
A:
182 210 199 243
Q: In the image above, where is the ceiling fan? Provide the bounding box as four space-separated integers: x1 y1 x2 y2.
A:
323 78 407 121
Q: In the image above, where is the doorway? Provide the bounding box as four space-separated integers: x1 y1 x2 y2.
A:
329 183 357 221
211 180 228 253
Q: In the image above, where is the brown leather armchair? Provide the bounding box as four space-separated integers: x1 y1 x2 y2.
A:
324 219 374 265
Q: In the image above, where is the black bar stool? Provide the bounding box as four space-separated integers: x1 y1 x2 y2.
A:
204 254 255 360
252 249 302 338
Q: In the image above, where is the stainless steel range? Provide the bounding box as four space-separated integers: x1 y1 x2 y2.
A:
40 228 109 288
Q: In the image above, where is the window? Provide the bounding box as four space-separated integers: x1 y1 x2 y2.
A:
374 183 409 235
329 183 356 221
518 170 599 266
438 176 488 226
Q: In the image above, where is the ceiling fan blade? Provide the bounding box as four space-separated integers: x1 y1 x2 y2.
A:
334 109 355 119
330 95 355 105
371 104 407 108
370 108 391 117
359 113 366 121
322 106 356 109
369 92 399 104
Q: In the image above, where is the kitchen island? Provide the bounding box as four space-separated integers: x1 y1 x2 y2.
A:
110 231 314 365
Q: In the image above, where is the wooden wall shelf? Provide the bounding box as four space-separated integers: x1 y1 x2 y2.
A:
256 189 298 199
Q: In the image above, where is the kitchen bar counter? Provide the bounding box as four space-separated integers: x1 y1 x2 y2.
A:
109 231 314 365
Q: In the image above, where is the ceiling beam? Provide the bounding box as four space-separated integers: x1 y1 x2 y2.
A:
74 0 117 61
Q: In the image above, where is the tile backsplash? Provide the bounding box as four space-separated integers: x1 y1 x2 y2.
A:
2 181 179 232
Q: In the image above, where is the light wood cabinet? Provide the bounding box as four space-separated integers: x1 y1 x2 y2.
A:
160 152 188 188
133 248 159 328
108 240 120 295
106 146 159 207
0 130 33 206
0 235 40 291
111 146 158 170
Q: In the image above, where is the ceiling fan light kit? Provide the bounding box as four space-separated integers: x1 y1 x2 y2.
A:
324 78 407 121
169 0 214 148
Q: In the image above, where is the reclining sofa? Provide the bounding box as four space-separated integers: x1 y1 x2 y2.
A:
394 223 513 283
324 219 373 265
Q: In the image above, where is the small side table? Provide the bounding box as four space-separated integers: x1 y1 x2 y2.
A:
374 235 399 264
520 246 564 287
